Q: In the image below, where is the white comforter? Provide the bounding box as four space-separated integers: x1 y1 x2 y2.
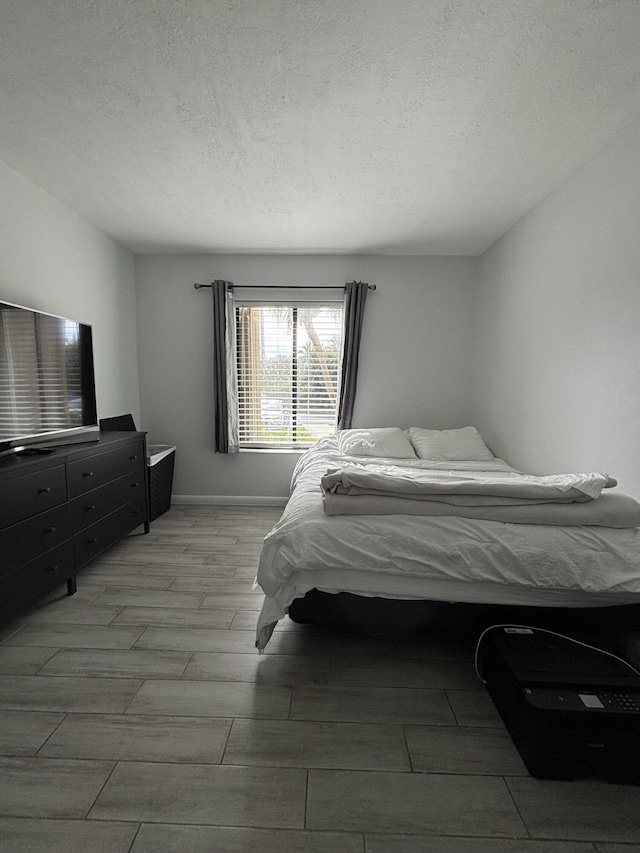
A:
255 437 640 650
322 465 614 502
320 462 640 526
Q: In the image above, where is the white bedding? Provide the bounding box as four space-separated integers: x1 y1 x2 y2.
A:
320 462 640 526
255 436 640 651
322 465 614 502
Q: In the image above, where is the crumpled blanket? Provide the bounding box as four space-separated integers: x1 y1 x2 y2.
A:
323 490 640 527
320 465 640 527
322 465 616 503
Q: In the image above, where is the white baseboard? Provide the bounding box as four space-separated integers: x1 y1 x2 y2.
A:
172 495 287 507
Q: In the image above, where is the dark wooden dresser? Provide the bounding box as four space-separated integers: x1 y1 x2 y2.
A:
0 431 149 622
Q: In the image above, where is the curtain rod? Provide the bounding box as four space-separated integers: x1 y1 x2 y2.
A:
194 282 376 291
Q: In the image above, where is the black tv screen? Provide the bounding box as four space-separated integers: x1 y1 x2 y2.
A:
0 300 98 450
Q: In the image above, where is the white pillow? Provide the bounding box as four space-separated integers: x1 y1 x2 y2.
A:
337 427 417 459
409 426 494 462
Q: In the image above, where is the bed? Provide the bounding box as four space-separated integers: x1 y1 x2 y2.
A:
254 427 640 651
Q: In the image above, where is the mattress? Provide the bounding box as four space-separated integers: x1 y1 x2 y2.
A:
255 436 640 650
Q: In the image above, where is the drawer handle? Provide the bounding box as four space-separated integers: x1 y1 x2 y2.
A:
130 482 139 488
85 505 96 512
130 454 138 460
132 509 141 515
83 471 94 478
87 537 99 544
44 526 57 534
45 565 59 573
38 486 52 494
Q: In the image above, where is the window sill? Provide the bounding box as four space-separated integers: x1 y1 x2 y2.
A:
240 447 308 454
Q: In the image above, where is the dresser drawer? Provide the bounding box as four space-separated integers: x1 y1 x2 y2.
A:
0 504 72 579
0 465 67 528
69 471 146 533
74 497 146 568
0 541 75 617
67 441 145 497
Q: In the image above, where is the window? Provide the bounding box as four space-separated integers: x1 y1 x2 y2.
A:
236 302 344 448
210 278 369 454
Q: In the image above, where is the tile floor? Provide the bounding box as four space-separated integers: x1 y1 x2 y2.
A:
1 504 640 852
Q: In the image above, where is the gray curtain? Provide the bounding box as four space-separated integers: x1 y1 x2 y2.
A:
212 280 239 453
337 280 368 431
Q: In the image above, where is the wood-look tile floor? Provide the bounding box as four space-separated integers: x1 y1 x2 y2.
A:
1 504 640 852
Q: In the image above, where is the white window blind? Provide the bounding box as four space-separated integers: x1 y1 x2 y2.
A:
236 302 344 448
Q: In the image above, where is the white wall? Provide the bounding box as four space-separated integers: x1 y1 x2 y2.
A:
135 254 476 498
472 114 640 498
0 160 140 424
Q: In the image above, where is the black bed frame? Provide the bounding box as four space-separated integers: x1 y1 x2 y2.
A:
288 589 640 656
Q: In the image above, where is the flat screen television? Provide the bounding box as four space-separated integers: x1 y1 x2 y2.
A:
0 300 98 455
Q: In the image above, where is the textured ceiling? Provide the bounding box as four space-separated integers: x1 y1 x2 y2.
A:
1 0 640 255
